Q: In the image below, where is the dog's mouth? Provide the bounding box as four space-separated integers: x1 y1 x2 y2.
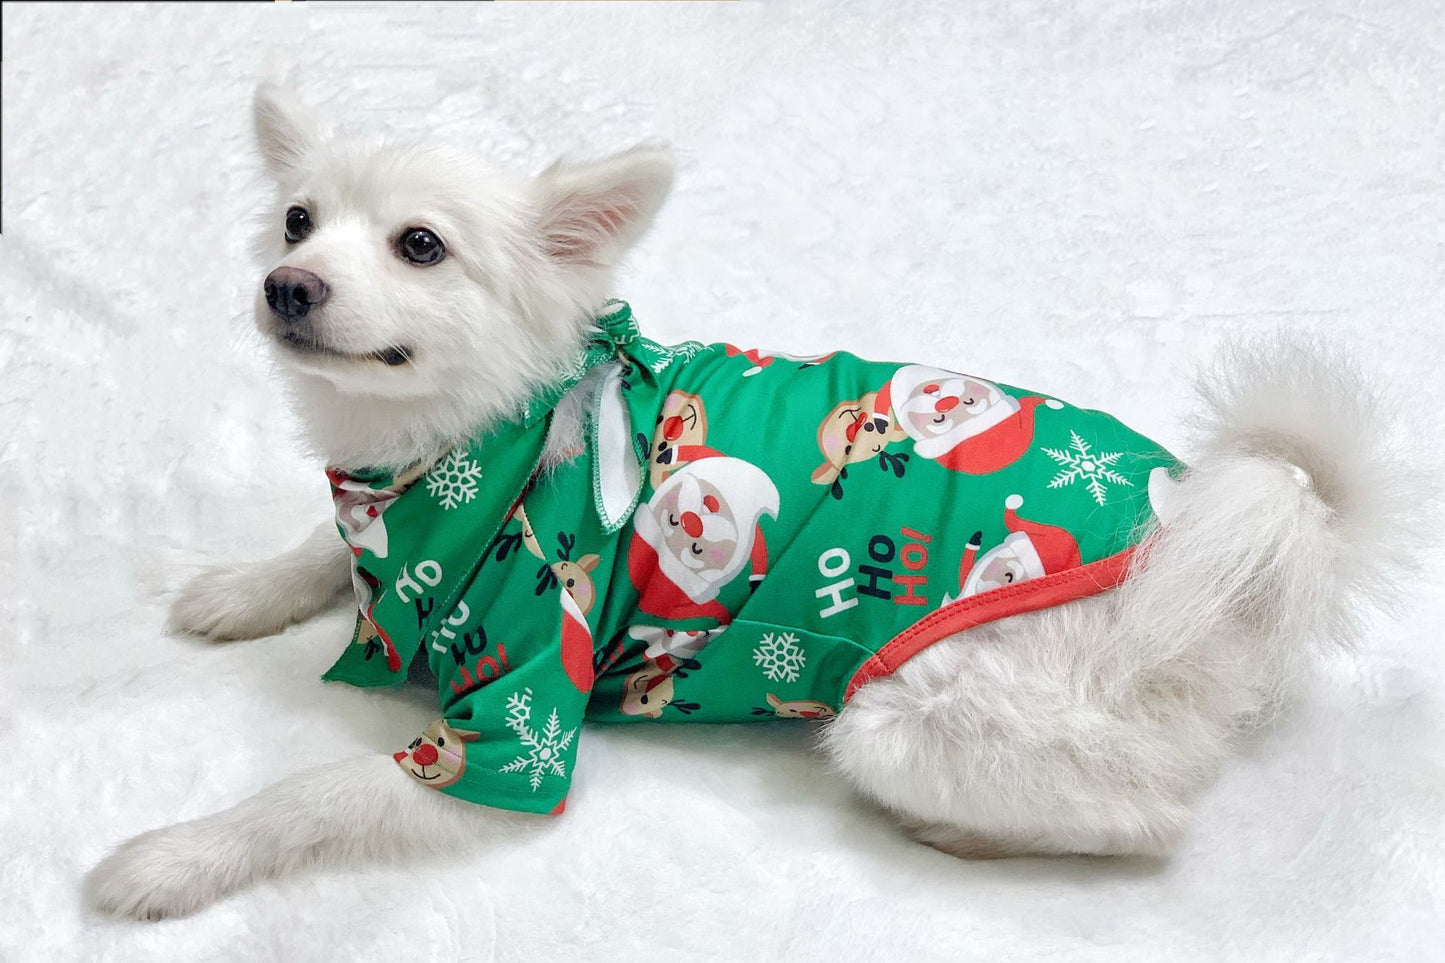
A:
278 330 414 368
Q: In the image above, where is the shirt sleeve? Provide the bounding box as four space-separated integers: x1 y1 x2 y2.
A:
391 507 597 815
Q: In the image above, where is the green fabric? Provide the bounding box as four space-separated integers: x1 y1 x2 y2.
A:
322 301 1185 814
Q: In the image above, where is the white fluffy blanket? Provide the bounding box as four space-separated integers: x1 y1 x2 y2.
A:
3 2 1442 960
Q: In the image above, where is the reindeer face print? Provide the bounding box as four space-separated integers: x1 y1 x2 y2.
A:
654 475 739 579
515 504 545 561
393 719 481 788
898 374 1004 440
765 694 836 719
649 391 708 488
812 391 905 485
619 666 675 718
552 554 601 614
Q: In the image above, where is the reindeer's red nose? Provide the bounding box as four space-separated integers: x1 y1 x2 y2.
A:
662 415 685 441
934 396 959 413
845 412 866 443
411 743 439 767
680 511 703 538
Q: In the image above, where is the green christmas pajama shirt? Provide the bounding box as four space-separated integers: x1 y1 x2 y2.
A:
322 301 1185 814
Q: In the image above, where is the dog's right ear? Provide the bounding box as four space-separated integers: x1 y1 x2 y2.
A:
253 83 331 177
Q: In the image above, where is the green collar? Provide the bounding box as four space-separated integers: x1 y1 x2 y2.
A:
519 299 641 426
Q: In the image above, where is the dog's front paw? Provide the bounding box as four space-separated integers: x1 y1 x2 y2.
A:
168 566 292 641
86 824 234 921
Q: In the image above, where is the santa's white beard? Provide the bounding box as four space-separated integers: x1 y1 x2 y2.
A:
635 480 749 603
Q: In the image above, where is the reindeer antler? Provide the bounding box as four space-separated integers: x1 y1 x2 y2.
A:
878 450 910 478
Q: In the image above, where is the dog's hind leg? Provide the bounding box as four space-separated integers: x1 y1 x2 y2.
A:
820 599 1227 859
169 520 351 640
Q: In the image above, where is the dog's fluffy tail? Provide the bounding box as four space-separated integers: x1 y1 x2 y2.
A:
1118 334 1429 706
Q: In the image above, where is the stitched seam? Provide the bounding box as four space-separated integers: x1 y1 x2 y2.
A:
844 548 1137 698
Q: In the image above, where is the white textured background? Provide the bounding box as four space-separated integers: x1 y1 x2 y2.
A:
3 2 1444 960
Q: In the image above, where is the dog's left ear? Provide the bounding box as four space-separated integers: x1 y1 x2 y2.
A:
253 83 333 178
534 145 675 268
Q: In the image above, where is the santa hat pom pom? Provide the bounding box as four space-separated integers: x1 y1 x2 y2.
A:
1005 494 1024 510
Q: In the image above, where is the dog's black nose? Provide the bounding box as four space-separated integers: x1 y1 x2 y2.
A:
264 267 330 321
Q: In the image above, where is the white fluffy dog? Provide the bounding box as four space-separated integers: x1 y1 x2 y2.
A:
87 85 1422 919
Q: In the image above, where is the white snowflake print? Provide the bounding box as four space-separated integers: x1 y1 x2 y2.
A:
753 631 806 683
499 687 577 791
1041 431 1134 506
424 448 483 510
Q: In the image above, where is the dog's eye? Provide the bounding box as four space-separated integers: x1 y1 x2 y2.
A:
436 736 445 747
399 227 446 265
285 206 313 244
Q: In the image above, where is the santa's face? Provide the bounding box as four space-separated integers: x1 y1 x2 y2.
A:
393 719 477 788
897 373 1007 441
651 475 740 579
619 666 674 718
965 542 1035 596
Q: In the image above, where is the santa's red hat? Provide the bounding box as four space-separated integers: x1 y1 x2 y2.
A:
558 588 595 694
1000 494 1081 578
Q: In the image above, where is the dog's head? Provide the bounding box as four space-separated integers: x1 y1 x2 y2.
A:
250 84 673 464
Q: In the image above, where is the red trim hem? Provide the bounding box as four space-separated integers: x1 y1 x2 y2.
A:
843 547 1139 700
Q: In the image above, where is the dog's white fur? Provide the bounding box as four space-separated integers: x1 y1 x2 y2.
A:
87 85 1423 918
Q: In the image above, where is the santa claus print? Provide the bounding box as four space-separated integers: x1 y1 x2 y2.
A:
942 495 1083 604
627 624 723 672
629 456 780 623
350 564 403 672
329 470 402 560
557 586 596 694
886 365 1064 475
